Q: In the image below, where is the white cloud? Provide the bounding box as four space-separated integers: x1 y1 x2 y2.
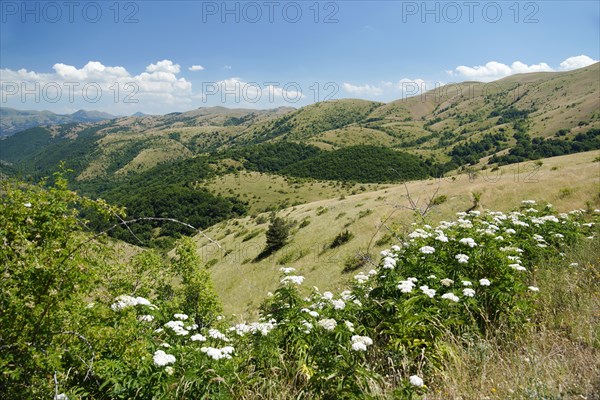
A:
0 60 193 114
189 65 205 71
223 65 232 70
453 61 553 82
342 82 383 96
559 55 598 70
451 55 598 82
145 59 181 74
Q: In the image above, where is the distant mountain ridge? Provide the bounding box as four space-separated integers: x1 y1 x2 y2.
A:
0 108 116 137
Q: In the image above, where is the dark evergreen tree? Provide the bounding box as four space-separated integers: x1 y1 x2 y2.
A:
265 212 290 253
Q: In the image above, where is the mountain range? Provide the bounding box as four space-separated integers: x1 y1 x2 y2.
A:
0 108 117 137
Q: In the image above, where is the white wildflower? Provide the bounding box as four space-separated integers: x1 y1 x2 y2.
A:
479 278 491 286
165 366 174 375
322 291 334 300
354 272 369 284
419 285 436 298
435 234 449 242
344 321 355 332
440 278 454 286
281 275 304 285
331 299 346 310
528 286 540 292
301 320 313 333
420 246 436 254
208 328 230 342
164 321 189 336
462 288 476 297
397 280 415 293
459 238 477 248
318 318 337 331
279 267 296 274
153 350 176 367
190 334 207 342
351 335 373 351
382 256 397 269
110 295 154 311
139 315 154 322
409 375 424 387
441 293 460 302
201 346 234 360
455 254 469 264
174 313 188 320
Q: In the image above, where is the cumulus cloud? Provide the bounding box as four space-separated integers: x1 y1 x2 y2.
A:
189 65 205 71
342 83 383 96
453 61 553 81
0 60 193 113
559 55 598 70
145 59 181 74
451 55 598 82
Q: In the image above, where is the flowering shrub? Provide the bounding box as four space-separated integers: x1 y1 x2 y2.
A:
1 176 598 399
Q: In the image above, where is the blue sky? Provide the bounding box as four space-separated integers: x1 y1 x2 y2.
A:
1 0 598 114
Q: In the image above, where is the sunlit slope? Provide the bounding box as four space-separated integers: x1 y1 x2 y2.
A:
192 150 600 318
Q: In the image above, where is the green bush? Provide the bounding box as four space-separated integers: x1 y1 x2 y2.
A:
330 230 354 248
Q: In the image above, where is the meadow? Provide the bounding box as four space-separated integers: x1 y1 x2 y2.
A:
1 152 598 398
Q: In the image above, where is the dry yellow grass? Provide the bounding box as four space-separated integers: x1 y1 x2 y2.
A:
431 237 600 400
193 150 600 318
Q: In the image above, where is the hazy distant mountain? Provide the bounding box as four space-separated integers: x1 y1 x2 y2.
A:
0 108 116 137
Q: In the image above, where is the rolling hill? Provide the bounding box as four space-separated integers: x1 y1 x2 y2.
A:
0 107 116 137
2 63 598 183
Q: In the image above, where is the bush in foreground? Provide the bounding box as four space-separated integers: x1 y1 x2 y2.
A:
1 177 598 399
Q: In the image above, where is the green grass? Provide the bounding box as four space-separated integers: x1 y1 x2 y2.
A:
192 150 600 318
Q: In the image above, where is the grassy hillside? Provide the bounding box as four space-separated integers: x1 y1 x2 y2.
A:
2 64 599 183
192 150 600 317
202 172 386 214
4 166 598 399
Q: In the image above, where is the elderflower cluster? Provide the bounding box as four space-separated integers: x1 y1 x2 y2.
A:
111 295 155 311
351 335 373 351
153 350 176 367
